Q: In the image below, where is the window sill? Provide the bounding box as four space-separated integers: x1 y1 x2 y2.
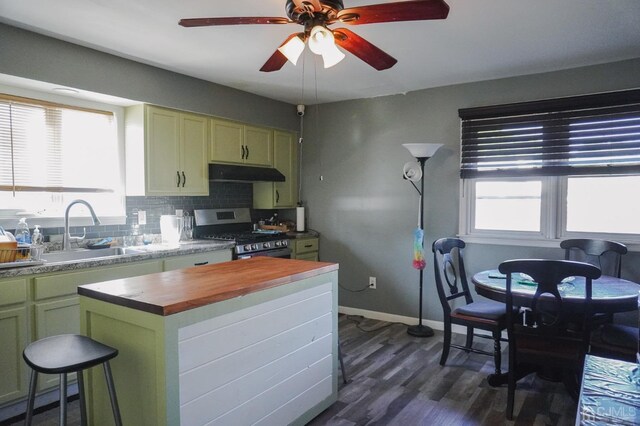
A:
457 234 640 253
0 216 126 231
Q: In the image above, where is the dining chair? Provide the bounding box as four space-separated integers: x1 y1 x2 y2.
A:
432 238 507 377
498 259 601 420
560 238 627 278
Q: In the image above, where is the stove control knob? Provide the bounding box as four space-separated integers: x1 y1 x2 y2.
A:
282 240 288 246
274 241 281 247
263 242 270 249
244 245 251 251
251 244 258 250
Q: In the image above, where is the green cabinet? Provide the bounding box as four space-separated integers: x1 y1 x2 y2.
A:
253 130 298 209
209 119 273 167
163 250 232 271
0 278 29 404
125 105 209 196
291 237 319 261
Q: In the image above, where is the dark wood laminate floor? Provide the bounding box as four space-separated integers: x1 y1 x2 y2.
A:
308 315 577 426
7 315 577 426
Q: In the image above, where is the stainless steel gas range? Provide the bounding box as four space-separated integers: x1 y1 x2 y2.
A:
193 208 291 259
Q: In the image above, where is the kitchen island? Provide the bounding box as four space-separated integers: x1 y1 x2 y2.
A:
78 257 339 426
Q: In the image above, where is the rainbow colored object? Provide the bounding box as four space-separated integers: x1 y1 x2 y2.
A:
412 227 426 270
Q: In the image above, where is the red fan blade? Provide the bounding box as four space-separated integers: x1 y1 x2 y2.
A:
337 0 449 25
333 28 397 71
179 17 290 27
292 0 323 13
260 33 302 72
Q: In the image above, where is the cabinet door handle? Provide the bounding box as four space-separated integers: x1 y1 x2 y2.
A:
194 261 209 266
276 190 280 203
304 244 313 248
182 171 186 187
246 146 250 159
241 145 246 159
176 171 181 187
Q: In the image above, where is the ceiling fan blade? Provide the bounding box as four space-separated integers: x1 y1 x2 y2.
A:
333 28 397 71
292 0 323 13
260 33 302 72
337 0 449 25
179 17 290 27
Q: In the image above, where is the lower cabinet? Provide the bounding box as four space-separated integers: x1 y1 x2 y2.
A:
291 237 319 261
0 249 232 405
163 250 231 271
0 278 29 404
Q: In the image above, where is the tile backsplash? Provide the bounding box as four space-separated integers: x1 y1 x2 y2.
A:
39 181 253 240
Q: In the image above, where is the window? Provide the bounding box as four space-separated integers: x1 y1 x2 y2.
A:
0 94 125 223
459 89 640 245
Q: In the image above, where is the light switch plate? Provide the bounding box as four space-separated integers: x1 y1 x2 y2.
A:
138 210 147 225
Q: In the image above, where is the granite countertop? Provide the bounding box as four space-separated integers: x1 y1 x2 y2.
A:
78 257 338 315
0 240 235 278
286 231 319 239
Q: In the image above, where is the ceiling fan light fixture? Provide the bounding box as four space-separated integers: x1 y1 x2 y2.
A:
321 44 346 68
278 34 306 65
308 25 334 55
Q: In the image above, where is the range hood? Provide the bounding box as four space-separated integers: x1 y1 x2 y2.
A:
209 164 285 182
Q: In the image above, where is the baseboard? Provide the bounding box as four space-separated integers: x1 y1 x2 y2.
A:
338 306 509 340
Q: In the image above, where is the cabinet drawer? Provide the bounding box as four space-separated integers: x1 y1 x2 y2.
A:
295 238 318 255
163 250 232 271
0 278 28 307
296 252 318 262
34 261 162 300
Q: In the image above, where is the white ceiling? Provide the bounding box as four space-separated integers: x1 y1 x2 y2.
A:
1 0 640 105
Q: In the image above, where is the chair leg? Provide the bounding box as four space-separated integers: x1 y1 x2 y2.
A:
493 330 502 375
338 342 348 384
59 373 68 426
103 361 123 426
24 369 38 426
440 318 452 366
77 370 88 426
465 326 474 351
506 347 516 420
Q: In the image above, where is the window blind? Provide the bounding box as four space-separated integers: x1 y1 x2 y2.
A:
0 95 117 193
458 89 640 178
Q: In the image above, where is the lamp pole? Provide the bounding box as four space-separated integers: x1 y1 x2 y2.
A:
402 143 442 338
407 156 434 337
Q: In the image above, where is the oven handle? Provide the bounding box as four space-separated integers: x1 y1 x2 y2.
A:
236 247 291 259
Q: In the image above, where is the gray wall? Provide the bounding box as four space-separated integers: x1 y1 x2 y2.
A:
0 23 298 130
301 58 640 323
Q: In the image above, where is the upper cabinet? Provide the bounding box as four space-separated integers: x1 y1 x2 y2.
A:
210 119 272 167
253 130 298 209
125 105 209 196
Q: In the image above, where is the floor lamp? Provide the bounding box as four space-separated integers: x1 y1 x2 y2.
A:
403 143 442 338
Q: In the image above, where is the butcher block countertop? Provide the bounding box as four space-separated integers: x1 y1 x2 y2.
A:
77 257 338 316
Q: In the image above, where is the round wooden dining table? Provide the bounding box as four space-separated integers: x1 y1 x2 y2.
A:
472 270 639 314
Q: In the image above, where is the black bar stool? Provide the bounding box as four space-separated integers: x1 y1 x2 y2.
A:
22 334 122 426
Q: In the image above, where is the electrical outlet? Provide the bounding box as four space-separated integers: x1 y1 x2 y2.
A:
138 210 147 225
369 276 376 289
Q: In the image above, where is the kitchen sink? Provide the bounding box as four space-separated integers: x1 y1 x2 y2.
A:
41 247 147 263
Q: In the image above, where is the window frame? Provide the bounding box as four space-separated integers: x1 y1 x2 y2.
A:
459 174 640 249
0 83 127 230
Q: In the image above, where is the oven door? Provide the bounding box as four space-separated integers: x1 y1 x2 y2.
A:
236 247 291 260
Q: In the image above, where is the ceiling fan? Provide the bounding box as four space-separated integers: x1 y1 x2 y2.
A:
179 0 450 72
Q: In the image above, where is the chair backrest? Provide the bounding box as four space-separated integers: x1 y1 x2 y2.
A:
498 259 601 363
432 238 473 315
560 238 627 277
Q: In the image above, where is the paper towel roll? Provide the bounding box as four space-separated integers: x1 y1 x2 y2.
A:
296 207 305 232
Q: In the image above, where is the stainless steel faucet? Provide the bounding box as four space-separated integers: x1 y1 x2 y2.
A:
63 199 101 251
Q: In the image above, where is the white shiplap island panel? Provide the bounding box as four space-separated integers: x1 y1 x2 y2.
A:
178 282 333 424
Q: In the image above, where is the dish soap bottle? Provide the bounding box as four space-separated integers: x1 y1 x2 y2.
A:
15 218 31 244
31 225 44 260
